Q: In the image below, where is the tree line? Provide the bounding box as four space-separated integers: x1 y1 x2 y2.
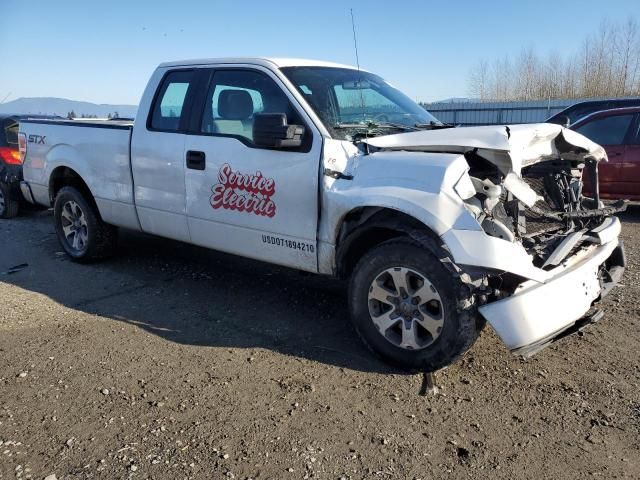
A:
467 18 640 101
66 111 121 119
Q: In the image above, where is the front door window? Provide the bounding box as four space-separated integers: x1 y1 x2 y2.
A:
199 70 303 147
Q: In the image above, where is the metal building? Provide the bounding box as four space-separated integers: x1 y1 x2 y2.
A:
422 97 640 126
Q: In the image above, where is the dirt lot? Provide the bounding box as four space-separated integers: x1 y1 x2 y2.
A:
1 208 639 480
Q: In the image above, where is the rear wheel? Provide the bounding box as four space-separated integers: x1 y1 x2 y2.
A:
0 182 19 219
53 186 117 262
348 237 480 371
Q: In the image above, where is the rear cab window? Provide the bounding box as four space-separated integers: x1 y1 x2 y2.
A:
149 70 195 132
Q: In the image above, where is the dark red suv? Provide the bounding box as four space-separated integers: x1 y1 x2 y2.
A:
571 107 640 201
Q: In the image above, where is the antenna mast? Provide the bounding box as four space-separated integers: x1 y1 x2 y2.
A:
350 8 361 72
350 9 367 127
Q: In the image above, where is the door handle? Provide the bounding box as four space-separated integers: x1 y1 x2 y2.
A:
186 150 206 170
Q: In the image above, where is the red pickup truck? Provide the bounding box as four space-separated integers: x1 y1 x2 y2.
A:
572 107 640 201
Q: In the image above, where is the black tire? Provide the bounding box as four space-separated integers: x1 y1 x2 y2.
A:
0 182 19 219
53 186 117 262
348 237 480 372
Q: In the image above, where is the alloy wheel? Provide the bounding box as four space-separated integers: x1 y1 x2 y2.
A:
60 200 89 252
367 266 445 350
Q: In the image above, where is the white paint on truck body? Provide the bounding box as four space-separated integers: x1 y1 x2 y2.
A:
20 121 141 231
180 63 324 271
131 66 191 242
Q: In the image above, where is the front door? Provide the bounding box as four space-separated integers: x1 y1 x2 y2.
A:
618 115 640 200
183 67 322 271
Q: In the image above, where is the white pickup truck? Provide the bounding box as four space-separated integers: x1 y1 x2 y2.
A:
19 57 626 371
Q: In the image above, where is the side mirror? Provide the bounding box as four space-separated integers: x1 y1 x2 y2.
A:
253 113 305 149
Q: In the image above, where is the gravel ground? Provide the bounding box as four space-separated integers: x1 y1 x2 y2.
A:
1 208 639 480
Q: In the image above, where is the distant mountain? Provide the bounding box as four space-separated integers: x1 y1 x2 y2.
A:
0 97 137 118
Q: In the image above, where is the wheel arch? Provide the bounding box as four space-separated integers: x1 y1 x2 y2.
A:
335 206 443 279
49 166 101 216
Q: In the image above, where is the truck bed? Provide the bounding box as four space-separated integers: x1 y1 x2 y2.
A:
20 118 140 230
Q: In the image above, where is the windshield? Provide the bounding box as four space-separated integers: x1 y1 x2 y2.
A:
281 66 442 141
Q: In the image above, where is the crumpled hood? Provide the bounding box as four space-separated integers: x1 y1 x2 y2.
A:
363 123 607 174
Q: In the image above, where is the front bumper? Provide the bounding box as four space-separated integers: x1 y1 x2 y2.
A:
478 235 625 353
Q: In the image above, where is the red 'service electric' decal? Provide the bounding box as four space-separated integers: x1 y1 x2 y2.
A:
210 163 276 217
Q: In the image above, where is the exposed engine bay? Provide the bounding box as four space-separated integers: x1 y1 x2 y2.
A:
463 149 626 270
363 123 627 272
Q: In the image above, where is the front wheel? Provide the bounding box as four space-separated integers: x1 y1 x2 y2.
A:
348 237 480 371
53 186 118 262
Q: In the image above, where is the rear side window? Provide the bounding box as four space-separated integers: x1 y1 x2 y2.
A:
574 114 634 146
150 70 194 132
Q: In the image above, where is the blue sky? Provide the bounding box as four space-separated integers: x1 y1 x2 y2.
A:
0 0 637 105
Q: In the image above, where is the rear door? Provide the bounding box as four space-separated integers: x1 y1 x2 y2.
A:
131 69 197 242
574 112 635 197
183 66 322 271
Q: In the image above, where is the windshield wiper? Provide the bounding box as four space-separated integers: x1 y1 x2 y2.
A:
414 121 455 130
375 122 421 132
334 121 455 132
333 121 419 132
332 122 369 129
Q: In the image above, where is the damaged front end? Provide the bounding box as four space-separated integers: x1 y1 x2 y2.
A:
365 124 627 356
463 148 626 272
456 129 627 355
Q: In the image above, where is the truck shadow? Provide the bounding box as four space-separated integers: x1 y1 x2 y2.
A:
617 203 640 224
1 210 400 375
